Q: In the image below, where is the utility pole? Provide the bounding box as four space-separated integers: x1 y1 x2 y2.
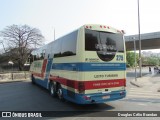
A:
133 37 137 81
54 28 55 41
137 0 142 77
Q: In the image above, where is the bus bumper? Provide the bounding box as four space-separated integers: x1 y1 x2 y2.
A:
63 90 126 104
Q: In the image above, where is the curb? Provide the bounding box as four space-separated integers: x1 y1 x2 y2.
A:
130 72 158 87
130 81 142 87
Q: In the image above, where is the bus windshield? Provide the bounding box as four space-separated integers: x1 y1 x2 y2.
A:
85 29 124 61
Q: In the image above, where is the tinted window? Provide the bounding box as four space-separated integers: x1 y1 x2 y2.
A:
35 30 78 59
61 30 78 57
53 39 62 58
85 29 124 61
45 43 53 59
85 30 99 51
30 47 46 62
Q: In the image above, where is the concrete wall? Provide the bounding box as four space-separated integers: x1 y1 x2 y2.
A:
0 72 30 81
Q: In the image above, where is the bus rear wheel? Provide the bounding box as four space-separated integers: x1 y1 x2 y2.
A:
49 82 57 97
57 84 64 101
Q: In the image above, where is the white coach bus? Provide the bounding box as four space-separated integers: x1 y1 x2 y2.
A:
30 24 126 104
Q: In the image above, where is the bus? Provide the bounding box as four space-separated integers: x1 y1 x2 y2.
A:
30 24 126 104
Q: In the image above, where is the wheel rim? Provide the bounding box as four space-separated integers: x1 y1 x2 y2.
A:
57 88 63 99
50 84 54 95
50 84 56 96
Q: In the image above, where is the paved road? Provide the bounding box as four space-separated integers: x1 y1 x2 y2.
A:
0 80 159 111
0 69 159 119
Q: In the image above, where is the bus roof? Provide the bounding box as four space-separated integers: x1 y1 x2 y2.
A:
32 24 125 52
83 24 125 34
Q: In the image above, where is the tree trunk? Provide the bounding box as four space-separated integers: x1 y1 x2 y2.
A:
18 60 24 71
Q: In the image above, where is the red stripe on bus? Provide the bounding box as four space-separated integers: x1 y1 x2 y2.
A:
50 76 67 85
83 79 125 90
49 76 125 90
32 59 48 78
41 59 48 78
33 72 43 78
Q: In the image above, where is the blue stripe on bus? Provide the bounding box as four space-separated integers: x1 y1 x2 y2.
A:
45 58 53 78
34 77 48 89
52 63 126 71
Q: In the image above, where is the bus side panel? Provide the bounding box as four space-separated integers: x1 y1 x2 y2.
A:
49 75 126 104
49 27 84 97
34 78 48 88
32 58 53 89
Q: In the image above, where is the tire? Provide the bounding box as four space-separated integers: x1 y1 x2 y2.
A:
31 75 35 84
57 84 64 101
49 82 57 97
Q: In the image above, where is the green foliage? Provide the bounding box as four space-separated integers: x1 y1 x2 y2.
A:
126 51 138 67
126 51 160 67
142 56 160 66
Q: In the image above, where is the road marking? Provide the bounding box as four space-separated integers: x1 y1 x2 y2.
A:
128 92 160 96
129 90 153 93
129 88 154 92
127 94 160 99
138 103 147 106
127 87 160 99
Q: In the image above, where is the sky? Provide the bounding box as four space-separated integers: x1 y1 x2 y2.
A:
0 0 160 52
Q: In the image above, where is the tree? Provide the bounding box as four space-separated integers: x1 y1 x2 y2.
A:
126 51 138 67
147 57 159 66
0 24 44 70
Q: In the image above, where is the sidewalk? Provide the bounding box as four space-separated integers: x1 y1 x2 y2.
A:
130 71 160 92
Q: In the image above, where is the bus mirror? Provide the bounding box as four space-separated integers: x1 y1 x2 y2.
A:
121 30 126 34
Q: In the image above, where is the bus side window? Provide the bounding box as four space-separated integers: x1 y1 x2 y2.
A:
61 30 78 57
53 39 62 58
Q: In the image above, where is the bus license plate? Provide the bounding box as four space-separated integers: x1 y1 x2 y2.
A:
102 95 110 99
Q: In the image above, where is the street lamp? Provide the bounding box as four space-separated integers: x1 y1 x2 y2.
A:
137 0 142 77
